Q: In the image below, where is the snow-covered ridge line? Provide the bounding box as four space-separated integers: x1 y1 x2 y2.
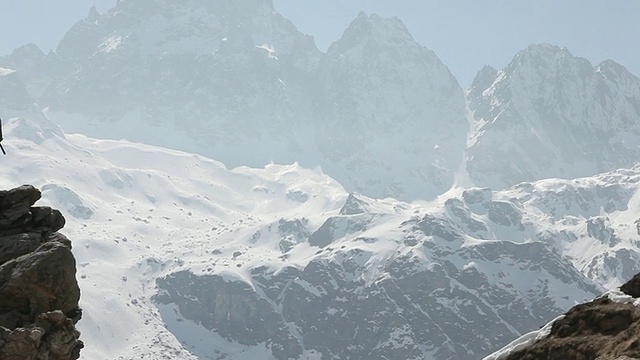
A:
482 315 565 360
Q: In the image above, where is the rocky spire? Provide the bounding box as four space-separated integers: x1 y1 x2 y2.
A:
467 43 640 190
0 185 83 359
315 12 468 199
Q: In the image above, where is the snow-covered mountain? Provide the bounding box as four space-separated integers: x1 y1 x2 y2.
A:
0 69 613 359
1 120 600 359
3 0 318 164
313 12 467 199
4 2 640 359
0 1 466 201
467 43 640 189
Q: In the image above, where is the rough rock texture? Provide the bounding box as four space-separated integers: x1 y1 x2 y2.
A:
0 185 82 359
467 43 640 190
153 190 601 360
620 273 640 298
502 273 640 360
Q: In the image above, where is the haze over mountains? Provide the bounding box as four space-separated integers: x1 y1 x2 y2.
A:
2 0 640 359
3 0 466 200
467 43 640 190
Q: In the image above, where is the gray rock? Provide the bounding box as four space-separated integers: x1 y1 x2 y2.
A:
0 185 82 359
467 44 640 190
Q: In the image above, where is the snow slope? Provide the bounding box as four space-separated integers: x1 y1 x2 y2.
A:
0 114 344 359
0 101 603 359
4 49 640 358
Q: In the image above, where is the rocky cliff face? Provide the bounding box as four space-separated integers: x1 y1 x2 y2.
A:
314 12 467 199
152 190 601 360
487 272 640 360
0 185 82 359
467 43 640 190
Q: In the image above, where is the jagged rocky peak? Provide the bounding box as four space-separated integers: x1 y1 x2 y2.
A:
22 0 318 159
327 11 418 55
468 64 498 113
2 43 45 65
0 185 83 359
57 0 303 58
511 43 576 64
466 42 640 191
339 193 368 215
324 11 459 85
315 12 468 200
469 65 498 91
500 44 595 97
0 45 51 101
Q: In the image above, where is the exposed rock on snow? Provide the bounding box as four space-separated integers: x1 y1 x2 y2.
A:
486 272 640 360
152 190 601 360
0 185 83 359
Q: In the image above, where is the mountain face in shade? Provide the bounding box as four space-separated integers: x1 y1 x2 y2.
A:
0 3 466 201
314 12 468 199
0 66 32 111
467 43 640 189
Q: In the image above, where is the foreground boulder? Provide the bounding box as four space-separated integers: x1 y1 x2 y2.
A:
489 272 640 360
0 185 82 359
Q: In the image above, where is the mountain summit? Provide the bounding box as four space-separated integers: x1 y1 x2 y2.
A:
467 43 640 189
314 12 467 199
1 5 466 200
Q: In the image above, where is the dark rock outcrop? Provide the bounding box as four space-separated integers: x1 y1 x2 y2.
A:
0 185 82 359
499 272 640 360
620 273 640 298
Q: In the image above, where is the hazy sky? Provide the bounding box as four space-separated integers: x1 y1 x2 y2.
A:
1 0 638 86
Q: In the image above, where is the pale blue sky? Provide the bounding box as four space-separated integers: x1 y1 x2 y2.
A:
1 0 638 86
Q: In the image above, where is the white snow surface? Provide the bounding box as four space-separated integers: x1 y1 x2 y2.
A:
1 102 638 359
0 67 16 76
0 110 349 359
482 315 565 360
604 288 640 307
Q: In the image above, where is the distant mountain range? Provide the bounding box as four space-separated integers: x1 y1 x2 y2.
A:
467 43 640 190
2 0 640 359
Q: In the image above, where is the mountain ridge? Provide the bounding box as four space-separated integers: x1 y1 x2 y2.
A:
0 87 607 359
3 3 640 359
467 42 640 190
1 2 467 201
